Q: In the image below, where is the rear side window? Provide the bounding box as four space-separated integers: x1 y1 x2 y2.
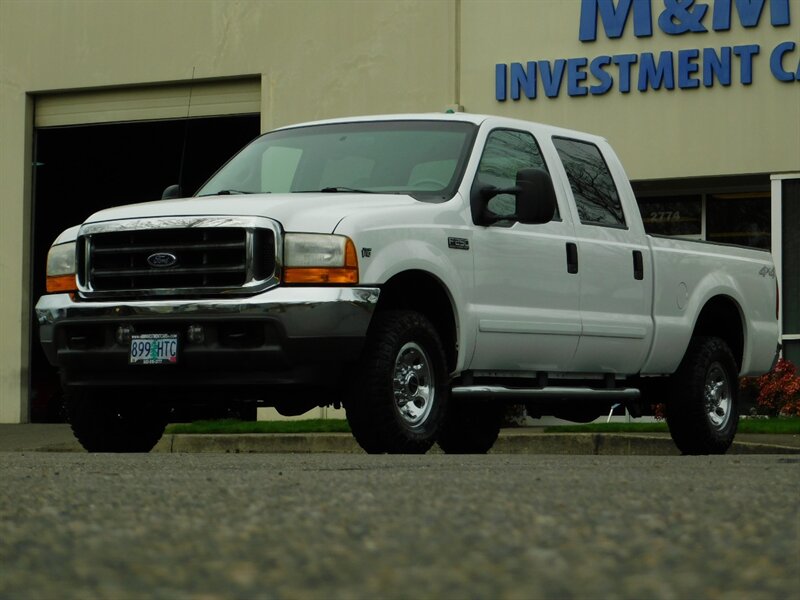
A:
553 137 626 227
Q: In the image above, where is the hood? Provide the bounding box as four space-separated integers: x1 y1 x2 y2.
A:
83 193 420 233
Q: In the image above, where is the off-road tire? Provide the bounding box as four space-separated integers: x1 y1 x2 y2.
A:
65 393 168 453
346 310 448 454
437 400 502 454
666 336 739 455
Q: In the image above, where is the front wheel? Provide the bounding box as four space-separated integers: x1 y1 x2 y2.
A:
666 337 739 455
346 310 448 454
65 393 168 453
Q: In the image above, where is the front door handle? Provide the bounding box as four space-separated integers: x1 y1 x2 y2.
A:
566 242 578 274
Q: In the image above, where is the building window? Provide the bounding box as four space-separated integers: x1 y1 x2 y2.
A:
781 179 800 365
636 191 770 250
707 193 771 250
637 195 701 237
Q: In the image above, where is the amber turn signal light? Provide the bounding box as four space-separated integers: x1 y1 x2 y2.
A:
46 274 78 293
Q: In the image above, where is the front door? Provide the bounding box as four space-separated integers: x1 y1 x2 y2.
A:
469 128 581 373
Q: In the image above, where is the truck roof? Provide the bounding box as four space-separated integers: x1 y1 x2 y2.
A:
272 112 608 145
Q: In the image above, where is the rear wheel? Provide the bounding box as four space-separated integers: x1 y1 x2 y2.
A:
437 400 502 454
666 337 739 455
346 310 448 454
65 393 168 453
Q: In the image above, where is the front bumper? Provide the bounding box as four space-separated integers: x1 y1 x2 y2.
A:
36 286 380 392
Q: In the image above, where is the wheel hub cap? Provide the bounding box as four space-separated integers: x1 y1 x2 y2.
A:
705 362 731 429
393 342 434 428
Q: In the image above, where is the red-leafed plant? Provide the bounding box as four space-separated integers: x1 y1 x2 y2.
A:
652 402 666 420
742 358 800 417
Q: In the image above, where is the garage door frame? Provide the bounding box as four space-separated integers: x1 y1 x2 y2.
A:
34 76 261 128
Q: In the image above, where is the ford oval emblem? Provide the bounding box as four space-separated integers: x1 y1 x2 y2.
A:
146 252 178 268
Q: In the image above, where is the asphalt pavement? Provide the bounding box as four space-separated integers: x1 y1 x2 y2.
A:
0 423 798 454
1 452 798 599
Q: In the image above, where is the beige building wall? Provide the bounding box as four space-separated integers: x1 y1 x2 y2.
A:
0 0 457 422
460 0 800 180
1 0 797 421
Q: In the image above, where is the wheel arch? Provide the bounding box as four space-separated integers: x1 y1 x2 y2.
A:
375 270 458 373
691 294 745 371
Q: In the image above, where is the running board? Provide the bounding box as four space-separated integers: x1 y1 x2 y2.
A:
450 385 641 401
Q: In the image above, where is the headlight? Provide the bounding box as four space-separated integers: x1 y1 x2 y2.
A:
46 242 78 293
283 234 359 284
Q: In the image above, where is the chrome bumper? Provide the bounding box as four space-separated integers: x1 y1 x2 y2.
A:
36 286 380 368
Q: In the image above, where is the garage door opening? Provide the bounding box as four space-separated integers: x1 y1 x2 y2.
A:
30 114 261 421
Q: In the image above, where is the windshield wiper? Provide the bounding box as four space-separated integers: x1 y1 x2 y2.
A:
199 189 257 197
319 186 376 194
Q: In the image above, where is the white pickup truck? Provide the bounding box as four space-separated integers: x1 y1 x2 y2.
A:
36 113 780 455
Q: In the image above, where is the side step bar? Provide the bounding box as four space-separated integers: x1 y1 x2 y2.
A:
451 385 641 401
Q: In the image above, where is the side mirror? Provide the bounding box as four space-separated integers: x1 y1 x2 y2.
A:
470 168 556 226
162 184 183 200
514 168 556 225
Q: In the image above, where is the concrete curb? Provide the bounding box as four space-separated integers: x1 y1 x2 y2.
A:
147 432 800 455
2 424 797 454
154 433 362 454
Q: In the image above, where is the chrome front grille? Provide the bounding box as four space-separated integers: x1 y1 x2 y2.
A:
76 217 279 298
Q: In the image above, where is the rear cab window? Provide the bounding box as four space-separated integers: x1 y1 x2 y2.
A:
553 137 626 228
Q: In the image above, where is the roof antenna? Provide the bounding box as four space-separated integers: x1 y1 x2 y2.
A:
177 66 197 196
163 67 196 200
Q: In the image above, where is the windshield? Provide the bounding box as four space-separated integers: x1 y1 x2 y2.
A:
196 120 478 201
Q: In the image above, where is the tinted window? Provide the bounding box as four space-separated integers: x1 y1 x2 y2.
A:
553 138 625 227
476 129 551 219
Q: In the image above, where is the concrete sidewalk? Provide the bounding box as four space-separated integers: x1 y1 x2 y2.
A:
1 423 798 455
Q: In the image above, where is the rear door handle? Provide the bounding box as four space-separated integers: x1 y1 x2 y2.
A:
566 242 578 274
633 250 644 280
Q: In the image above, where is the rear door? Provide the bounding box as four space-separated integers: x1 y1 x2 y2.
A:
550 137 654 374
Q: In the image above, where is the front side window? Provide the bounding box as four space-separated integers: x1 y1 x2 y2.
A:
197 120 478 202
553 137 626 227
476 129 550 219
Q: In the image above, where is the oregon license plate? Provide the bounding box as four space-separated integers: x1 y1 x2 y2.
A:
129 334 178 365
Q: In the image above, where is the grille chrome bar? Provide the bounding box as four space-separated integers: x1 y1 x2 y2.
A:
76 216 280 299
91 241 246 254
91 265 246 278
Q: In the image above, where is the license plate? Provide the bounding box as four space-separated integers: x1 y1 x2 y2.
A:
129 334 178 365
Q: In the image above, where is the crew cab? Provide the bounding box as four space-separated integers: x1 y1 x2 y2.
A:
36 113 780 454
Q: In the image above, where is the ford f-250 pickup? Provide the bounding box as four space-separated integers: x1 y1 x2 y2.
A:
36 113 780 455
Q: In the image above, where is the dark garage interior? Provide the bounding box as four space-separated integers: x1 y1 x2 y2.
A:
29 114 261 421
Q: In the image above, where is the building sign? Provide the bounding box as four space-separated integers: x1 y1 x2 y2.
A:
496 0 799 101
